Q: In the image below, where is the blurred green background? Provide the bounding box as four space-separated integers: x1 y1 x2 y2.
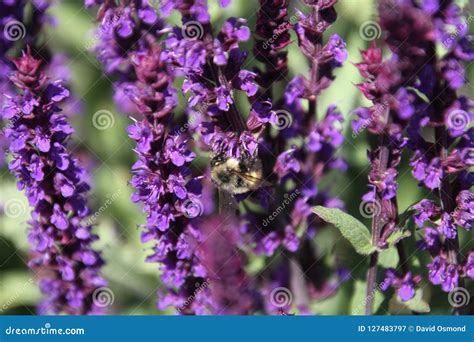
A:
0 0 472 315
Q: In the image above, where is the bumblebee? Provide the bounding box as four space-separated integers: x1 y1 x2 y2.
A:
210 153 266 195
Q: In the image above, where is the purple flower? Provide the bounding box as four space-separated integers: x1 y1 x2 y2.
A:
273 149 300 179
197 216 258 314
438 213 457 240
253 0 291 97
413 199 440 226
379 0 472 297
381 269 420 301
90 2 208 314
453 190 473 231
464 252 474 279
160 0 210 23
2 50 106 314
417 227 441 252
428 256 459 292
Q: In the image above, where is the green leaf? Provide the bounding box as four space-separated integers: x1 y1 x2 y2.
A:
313 206 377 255
389 289 431 314
350 280 384 315
378 247 399 268
385 229 411 248
406 86 430 103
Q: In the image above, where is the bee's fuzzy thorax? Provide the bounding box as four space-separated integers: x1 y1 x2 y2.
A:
210 153 265 195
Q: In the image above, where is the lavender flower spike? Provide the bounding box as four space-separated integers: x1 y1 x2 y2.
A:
196 216 257 314
88 0 208 313
2 49 106 314
378 0 473 314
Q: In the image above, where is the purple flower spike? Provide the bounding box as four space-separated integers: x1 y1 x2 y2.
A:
381 269 420 302
196 216 258 314
2 49 106 314
89 1 210 314
378 0 473 307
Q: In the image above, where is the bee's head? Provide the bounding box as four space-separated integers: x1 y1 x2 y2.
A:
210 153 226 167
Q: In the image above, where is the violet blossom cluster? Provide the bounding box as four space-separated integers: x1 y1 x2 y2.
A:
251 0 348 306
378 0 473 297
81 0 471 316
196 215 257 314
1 1 96 314
1 0 25 166
2 50 106 314
88 0 213 314
352 0 473 310
264 0 347 253
352 41 418 303
253 0 291 100
162 8 265 159
162 0 349 311
1 1 81 166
